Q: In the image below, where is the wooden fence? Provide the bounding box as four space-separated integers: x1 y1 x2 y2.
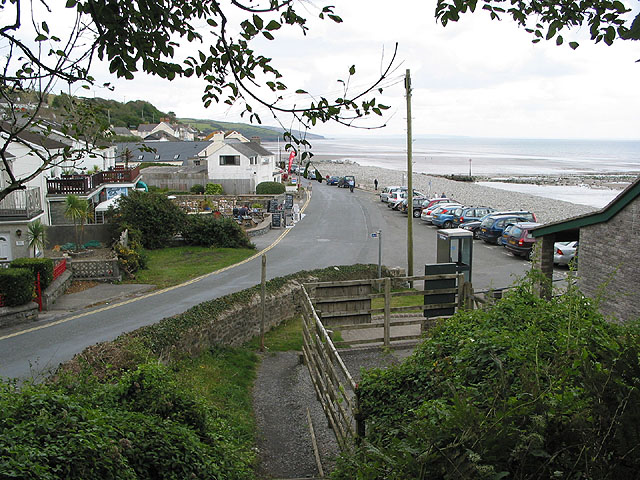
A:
301 286 362 451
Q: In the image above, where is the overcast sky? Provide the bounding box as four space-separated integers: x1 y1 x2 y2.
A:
84 0 640 140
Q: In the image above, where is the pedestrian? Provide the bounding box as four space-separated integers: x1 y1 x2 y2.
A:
374 178 378 190
441 192 446 198
349 178 355 192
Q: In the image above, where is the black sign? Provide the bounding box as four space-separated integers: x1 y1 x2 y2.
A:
284 194 294 209
268 200 279 213
271 212 282 228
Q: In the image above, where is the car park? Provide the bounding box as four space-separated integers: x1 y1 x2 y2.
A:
450 206 495 228
431 204 468 228
415 197 455 218
477 214 533 244
554 241 578 266
380 186 404 202
504 222 542 259
422 203 462 224
459 220 483 238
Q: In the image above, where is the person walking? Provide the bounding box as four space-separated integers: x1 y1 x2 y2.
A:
441 192 446 198
349 178 355 192
374 178 378 190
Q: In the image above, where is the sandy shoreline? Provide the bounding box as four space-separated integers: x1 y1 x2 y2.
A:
312 160 605 224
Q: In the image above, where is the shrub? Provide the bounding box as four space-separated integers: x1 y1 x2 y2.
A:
255 181 285 194
182 215 255 249
10 257 54 289
0 268 34 306
113 191 187 249
113 227 147 278
190 184 205 194
333 277 640 479
205 183 223 195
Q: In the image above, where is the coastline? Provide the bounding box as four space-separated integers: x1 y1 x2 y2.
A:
312 160 602 224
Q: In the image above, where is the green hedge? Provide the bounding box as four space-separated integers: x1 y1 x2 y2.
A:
0 268 34 307
182 216 254 249
10 257 54 289
205 183 223 195
255 181 285 195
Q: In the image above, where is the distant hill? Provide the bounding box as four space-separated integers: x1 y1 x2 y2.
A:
179 118 324 141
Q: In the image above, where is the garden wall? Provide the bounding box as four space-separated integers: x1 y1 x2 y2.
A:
46 224 114 249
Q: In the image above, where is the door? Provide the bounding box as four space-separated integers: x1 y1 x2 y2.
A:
0 235 10 261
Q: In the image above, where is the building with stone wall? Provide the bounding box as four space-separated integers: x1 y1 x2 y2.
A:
532 177 640 323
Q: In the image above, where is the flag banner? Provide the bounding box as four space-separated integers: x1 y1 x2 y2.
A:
287 151 296 174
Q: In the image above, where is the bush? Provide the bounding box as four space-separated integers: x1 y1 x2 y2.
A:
255 181 285 195
0 268 34 306
113 227 147 278
333 277 640 479
205 183 223 195
113 191 187 249
190 184 205 194
9 257 54 289
182 215 255 249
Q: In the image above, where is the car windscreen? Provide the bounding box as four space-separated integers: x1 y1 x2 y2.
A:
481 217 494 227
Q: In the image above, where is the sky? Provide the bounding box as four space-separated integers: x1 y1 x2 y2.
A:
67 1 640 140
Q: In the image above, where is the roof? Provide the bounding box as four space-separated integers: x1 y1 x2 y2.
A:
531 176 640 238
144 131 179 141
112 127 133 136
137 123 159 133
115 141 213 163
225 141 274 157
0 121 67 150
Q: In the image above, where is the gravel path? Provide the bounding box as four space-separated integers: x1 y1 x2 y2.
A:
316 162 599 224
253 345 418 478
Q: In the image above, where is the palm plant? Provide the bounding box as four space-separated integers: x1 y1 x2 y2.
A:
64 195 91 251
27 220 46 257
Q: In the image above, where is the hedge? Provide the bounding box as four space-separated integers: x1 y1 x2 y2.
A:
0 268 34 307
10 257 54 289
255 181 285 195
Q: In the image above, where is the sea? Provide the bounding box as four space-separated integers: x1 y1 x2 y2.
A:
267 136 640 208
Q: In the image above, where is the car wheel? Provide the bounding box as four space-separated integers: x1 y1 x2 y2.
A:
443 221 452 229
526 249 533 261
472 230 479 239
413 209 421 218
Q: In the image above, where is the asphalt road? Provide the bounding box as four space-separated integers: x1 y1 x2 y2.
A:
0 182 538 380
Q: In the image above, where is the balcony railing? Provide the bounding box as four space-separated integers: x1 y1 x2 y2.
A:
46 166 140 195
0 187 43 220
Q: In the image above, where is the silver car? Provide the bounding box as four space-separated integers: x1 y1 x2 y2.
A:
554 241 578 266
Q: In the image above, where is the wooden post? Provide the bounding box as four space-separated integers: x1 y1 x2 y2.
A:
260 254 266 352
405 69 414 284
384 277 391 347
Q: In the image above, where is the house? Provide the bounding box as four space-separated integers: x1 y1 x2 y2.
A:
531 177 640 323
133 122 197 141
116 133 279 194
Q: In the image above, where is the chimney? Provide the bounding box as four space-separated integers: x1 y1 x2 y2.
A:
213 131 224 142
250 136 261 144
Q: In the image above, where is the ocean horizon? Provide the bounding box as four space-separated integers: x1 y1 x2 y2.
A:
267 136 640 177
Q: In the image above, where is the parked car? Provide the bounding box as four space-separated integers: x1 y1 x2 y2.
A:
477 214 533 244
554 241 579 266
380 186 404 202
450 206 495 229
499 223 517 246
431 204 468 228
327 176 340 185
422 203 462 224
338 175 355 188
504 222 542 259
388 189 423 210
414 197 455 218
399 196 428 215
307 170 316 180
459 220 483 238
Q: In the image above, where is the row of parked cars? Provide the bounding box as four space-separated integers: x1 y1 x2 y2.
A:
379 185 577 265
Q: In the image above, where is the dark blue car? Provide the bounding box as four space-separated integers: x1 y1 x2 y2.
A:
477 214 533 244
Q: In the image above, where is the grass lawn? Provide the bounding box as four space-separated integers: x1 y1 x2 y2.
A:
371 288 424 313
125 246 256 288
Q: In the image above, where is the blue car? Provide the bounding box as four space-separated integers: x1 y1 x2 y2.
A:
327 176 340 185
477 214 533 244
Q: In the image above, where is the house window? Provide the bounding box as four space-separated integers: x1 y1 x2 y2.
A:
194 160 201 166
220 155 240 166
174 154 180 160
137 155 144 160
250 156 257 165
154 154 160 160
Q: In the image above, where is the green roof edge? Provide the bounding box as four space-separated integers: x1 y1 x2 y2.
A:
531 176 640 238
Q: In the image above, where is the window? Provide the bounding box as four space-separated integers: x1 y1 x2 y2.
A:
137 155 144 160
193 160 201 166
173 154 180 160
249 156 257 165
220 155 240 166
154 154 160 160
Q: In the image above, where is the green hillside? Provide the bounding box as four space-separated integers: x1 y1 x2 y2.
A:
179 118 324 141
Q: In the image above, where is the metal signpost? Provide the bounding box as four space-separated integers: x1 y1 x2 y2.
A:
371 230 382 278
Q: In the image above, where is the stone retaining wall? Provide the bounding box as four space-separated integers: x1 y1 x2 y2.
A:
70 258 121 282
165 281 304 360
0 302 39 329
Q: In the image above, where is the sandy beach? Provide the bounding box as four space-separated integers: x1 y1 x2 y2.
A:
312 161 605 224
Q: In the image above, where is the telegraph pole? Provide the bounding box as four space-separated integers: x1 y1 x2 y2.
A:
405 69 414 280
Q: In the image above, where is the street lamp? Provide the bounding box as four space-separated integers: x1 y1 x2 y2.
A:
469 159 472 177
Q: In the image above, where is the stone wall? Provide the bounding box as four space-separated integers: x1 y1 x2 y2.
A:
578 197 640 323
165 281 304 360
0 302 38 329
70 258 121 281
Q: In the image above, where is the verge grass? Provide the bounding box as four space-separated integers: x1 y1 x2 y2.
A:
371 287 423 313
126 246 256 288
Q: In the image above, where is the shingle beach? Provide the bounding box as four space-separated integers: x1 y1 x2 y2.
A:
314 161 611 224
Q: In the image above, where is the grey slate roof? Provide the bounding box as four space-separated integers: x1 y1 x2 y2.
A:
115 141 213 163
227 141 274 157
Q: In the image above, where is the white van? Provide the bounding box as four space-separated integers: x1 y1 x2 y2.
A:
380 186 405 203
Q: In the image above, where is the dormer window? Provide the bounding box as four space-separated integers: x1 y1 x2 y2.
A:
174 154 180 160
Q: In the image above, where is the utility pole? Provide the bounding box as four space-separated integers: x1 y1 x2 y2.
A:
405 69 414 280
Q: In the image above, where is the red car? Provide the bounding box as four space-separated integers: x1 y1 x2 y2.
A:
504 222 542 260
